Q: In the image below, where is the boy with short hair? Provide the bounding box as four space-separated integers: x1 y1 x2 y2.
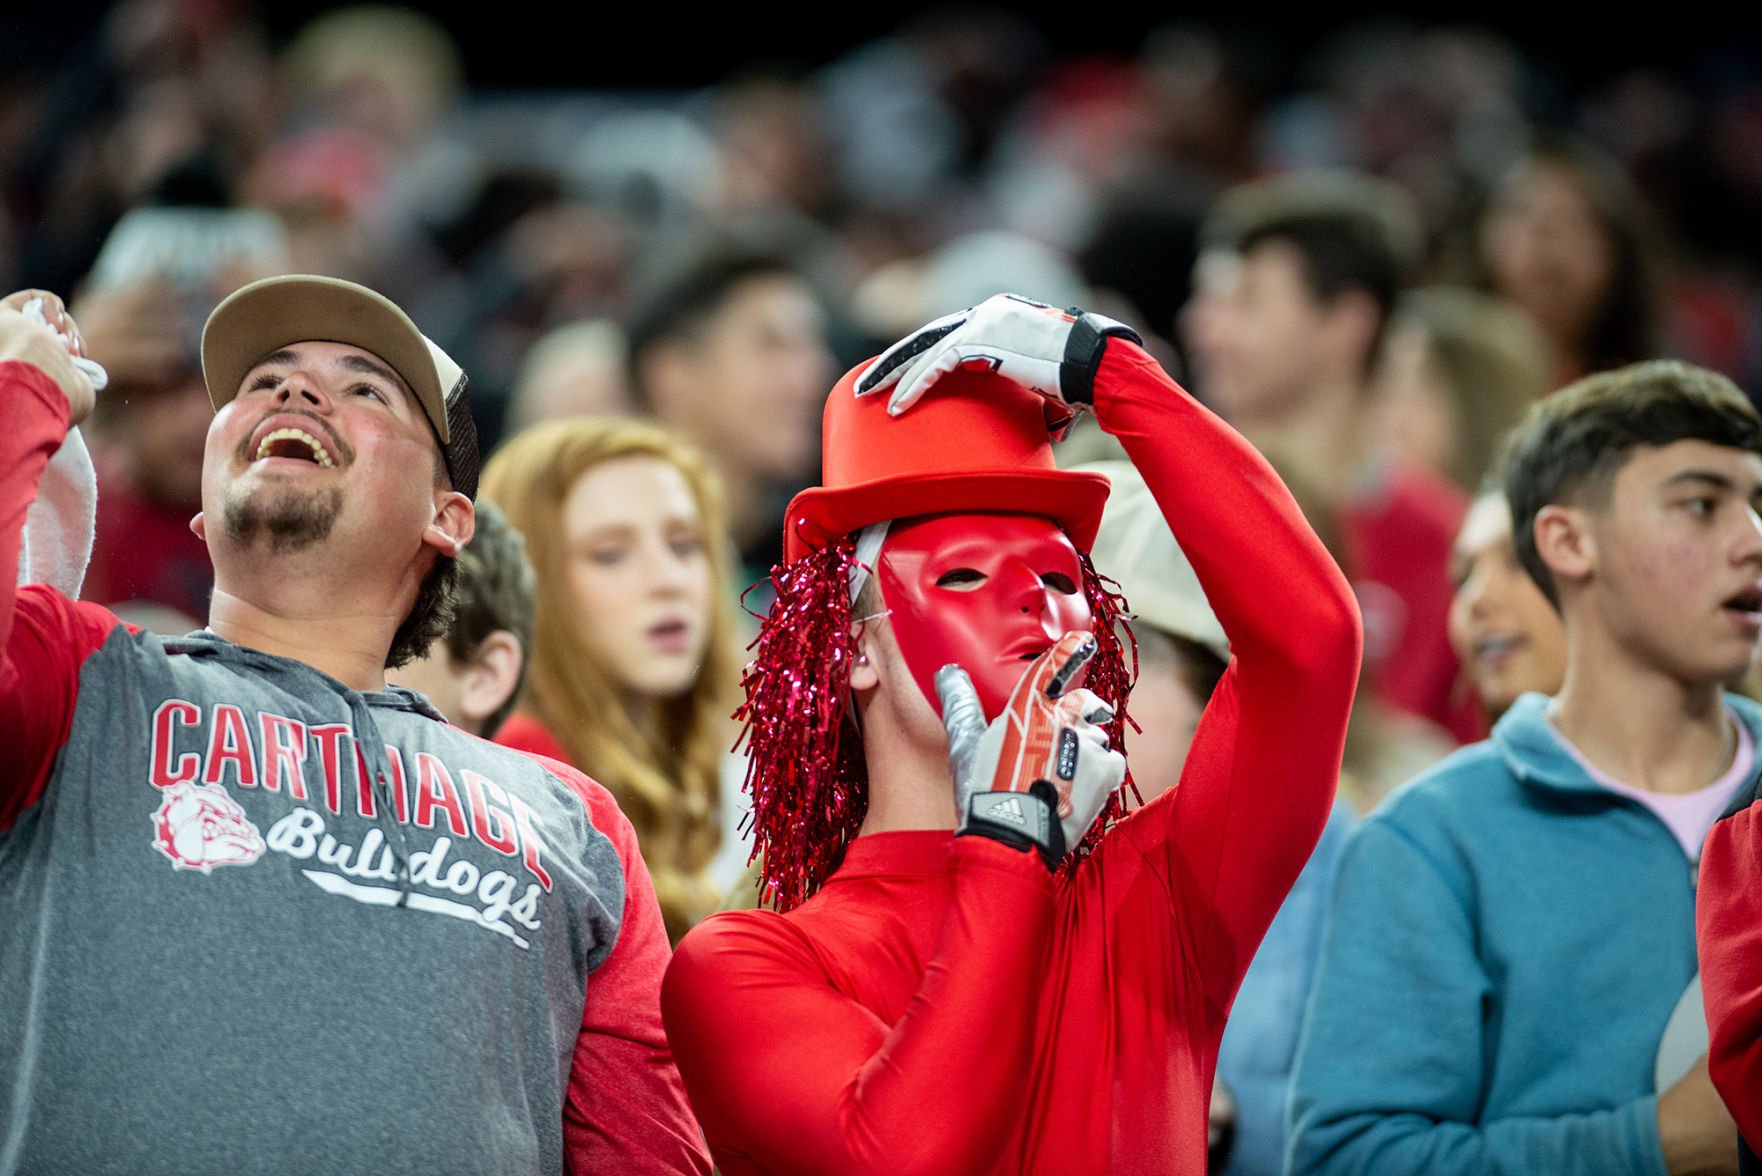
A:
390 498 535 738
1185 174 1475 742
1291 359 1757 1176
624 243 833 578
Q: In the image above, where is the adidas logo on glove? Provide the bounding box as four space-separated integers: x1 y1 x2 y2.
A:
986 796 1027 826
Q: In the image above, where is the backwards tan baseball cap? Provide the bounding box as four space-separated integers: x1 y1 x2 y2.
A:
201 274 480 499
1077 460 1229 662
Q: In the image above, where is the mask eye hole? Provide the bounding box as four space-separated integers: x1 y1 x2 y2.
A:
936 568 986 590
1040 572 1078 595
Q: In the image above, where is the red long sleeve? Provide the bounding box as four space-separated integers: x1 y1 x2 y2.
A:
1698 788 1762 1148
663 835 1054 1176
1022 343 1360 1173
0 362 117 830
498 717 712 1172
1090 342 1361 1002
555 763 713 1175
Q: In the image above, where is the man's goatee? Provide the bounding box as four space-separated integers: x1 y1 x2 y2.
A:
222 485 344 554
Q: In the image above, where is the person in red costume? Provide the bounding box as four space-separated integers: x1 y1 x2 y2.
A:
1700 785 1762 1168
660 293 1363 1174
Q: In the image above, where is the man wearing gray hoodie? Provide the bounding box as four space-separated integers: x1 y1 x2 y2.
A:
0 278 708 1175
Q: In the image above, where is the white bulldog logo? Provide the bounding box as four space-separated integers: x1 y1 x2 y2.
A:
151 781 265 873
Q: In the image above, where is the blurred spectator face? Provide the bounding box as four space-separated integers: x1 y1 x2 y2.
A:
76 278 218 509
387 498 534 739
507 320 631 432
1374 287 1550 493
122 376 215 506
281 7 462 152
1119 627 1212 801
1481 161 1616 356
1448 493 1566 717
561 455 715 700
1184 242 1337 421
244 130 389 281
647 273 832 486
716 79 831 216
1376 324 1459 479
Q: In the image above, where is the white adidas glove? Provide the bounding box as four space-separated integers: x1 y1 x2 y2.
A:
855 292 1141 425
938 631 1125 869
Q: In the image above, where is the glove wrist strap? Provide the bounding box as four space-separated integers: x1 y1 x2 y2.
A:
957 779 1066 871
1060 311 1142 406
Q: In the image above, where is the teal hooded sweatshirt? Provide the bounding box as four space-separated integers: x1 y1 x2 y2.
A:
1287 691 1761 1176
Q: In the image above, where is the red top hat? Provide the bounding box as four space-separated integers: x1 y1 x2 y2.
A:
782 360 1112 562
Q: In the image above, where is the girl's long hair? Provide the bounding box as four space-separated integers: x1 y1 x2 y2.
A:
482 417 739 942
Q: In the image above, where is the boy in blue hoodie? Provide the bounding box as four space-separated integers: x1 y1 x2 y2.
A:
1290 359 1758 1176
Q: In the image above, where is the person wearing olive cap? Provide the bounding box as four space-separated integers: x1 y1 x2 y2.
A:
660 293 1362 1174
0 277 709 1175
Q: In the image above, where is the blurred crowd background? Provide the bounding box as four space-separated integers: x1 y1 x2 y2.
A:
10 0 1762 886
14 0 1758 682
8 3 1761 431
9 5 1762 1171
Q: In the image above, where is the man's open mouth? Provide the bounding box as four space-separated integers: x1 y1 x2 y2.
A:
253 427 337 468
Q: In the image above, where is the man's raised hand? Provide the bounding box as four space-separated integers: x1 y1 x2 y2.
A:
855 293 1141 423
0 291 96 425
937 631 1126 870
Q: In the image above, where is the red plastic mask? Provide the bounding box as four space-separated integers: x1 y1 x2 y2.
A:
875 513 1093 720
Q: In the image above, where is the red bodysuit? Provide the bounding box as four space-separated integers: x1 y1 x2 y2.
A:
1697 766 1762 1152
661 343 1362 1175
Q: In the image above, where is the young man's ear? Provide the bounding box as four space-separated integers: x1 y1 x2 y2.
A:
849 619 881 693
457 630 524 733
1533 503 1596 595
425 493 475 557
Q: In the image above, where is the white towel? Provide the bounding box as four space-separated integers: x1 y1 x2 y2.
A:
17 296 108 595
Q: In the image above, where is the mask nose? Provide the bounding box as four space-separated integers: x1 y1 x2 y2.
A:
996 560 1072 644
998 560 1046 615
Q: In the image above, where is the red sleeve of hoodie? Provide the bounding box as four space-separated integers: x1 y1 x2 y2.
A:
513 752 713 1176
0 361 125 830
